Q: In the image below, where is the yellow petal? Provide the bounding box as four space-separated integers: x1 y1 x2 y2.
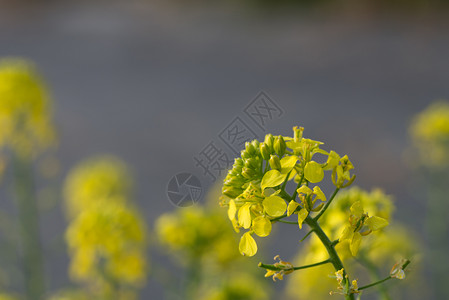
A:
280 155 298 174
264 270 276 278
287 200 300 216
252 216 272 237
261 170 287 191
324 150 340 170
304 161 324 183
297 208 308 229
239 232 258 257
312 186 326 202
350 232 362 256
238 203 252 229
365 216 389 231
339 225 353 241
297 185 312 196
263 195 287 217
231 218 240 233
350 201 364 219
228 199 237 221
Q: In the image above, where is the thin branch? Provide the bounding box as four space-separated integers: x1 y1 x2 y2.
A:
300 229 314 242
258 259 331 272
313 187 340 221
277 219 297 225
358 260 411 291
358 277 392 291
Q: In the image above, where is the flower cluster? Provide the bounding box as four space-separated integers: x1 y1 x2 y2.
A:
155 206 240 266
155 183 271 300
262 255 295 281
330 268 359 296
220 126 355 257
409 101 449 167
339 201 389 256
0 58 55 157
286 187 419 300
64 156 147 298
63 155 131 218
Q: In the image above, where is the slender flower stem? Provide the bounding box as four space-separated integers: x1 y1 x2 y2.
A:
258 259 331 272
359 260 410 291
305 215 354 300
277 219 297 225
12 153 45 300
290 173 304 201
281 170 292 193
355 256 391 300
358 277 392 291
300 229 314 242
279 189 354 300
314 187 340 221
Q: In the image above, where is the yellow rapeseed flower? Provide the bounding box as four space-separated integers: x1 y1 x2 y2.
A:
409 101 449 167
63 156 131 218
0 58 55 157
66 202 147 287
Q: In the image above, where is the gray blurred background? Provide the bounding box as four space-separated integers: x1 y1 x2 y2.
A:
0 0 448 298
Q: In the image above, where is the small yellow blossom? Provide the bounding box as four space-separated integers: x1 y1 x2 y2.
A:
339 201 388 256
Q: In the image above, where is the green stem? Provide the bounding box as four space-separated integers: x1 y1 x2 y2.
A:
290 173 304 201
314 187 340 221
279 189 354 300
299 229 314 242
305 215 354 300
12 153 45 300
358 260 410 292
277 219 297 225
358 277 392 291
280 170 291 193
258 259 330 272
356 256 391 300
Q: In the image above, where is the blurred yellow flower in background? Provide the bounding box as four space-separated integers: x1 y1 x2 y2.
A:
0 58 55 157
63 156 131 218
197 273 269 300
155 184 271 300
286 187 421 300
64 156 147 299
409 101 449 167
155 205 240 268
0 294 19 300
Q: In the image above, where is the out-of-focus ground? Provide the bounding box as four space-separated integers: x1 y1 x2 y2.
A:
1 0 448 298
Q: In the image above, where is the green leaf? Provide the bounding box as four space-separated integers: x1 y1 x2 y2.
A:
239 232 258 257
252 216 272 237
261 170 286 191
263 195 287 217
304 161 324 183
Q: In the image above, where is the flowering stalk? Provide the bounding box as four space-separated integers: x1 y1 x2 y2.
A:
274 189 354 299
12 152 45 300
220 126 409 299
358 259 410 291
